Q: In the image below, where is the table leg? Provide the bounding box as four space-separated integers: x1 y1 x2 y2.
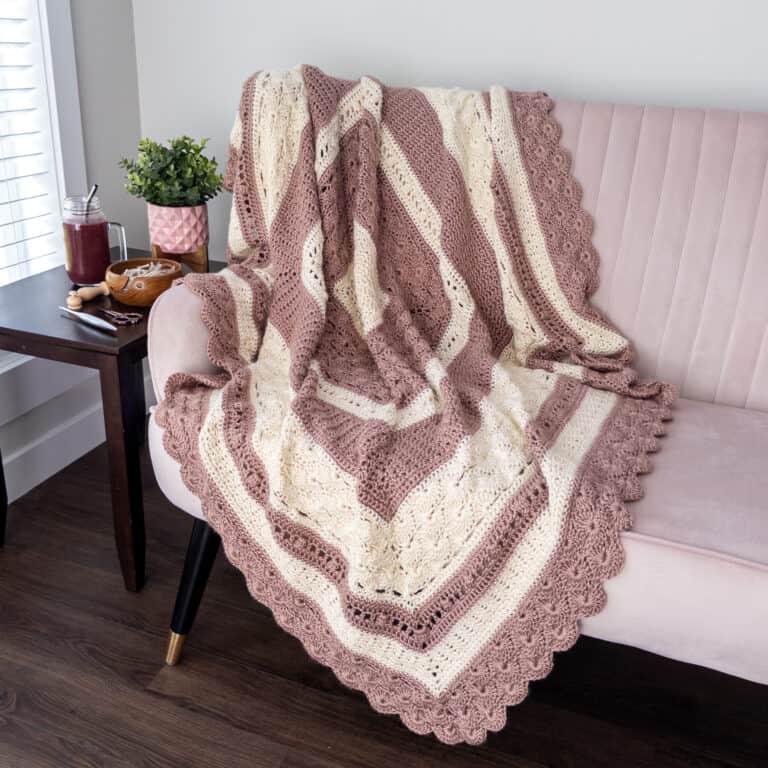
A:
99 353 146 591
0 446 7 547
130 359 147 446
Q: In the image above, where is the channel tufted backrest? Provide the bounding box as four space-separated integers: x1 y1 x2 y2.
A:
554 101 768 412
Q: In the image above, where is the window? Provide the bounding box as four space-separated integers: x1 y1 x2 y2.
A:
0 0 85 287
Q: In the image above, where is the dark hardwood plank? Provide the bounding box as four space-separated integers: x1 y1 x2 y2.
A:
0 441 766 767
0 657 285 768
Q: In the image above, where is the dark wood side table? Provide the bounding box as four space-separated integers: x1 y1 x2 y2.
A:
0 249 222 592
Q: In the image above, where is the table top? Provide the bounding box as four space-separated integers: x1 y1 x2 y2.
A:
0 248 224 357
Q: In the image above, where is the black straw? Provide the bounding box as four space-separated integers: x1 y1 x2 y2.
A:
84 183 98 221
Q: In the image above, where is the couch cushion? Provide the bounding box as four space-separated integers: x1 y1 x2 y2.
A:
554 101 768 412
581 530 768 685
148 283 219 401
149 407 204 520
149 396 768 683
581 397 768 684
630 397 768 564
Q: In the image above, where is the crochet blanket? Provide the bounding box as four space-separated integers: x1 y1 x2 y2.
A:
157 66 674 745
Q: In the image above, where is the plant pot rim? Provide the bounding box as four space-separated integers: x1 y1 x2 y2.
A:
146 202 208 210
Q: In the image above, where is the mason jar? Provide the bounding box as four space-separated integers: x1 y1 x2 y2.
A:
62 195 127 284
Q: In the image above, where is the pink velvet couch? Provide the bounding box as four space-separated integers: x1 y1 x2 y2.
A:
147 99 768 685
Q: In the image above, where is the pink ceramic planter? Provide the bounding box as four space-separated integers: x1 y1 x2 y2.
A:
147 203 209 254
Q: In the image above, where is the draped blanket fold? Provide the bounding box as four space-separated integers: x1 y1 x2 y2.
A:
156 66 674 745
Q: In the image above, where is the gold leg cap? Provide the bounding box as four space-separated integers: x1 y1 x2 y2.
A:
165 631 187 666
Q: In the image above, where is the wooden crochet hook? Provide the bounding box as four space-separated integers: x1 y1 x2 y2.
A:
66 281 110 310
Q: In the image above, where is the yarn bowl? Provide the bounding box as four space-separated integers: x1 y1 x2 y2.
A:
105 257 182 307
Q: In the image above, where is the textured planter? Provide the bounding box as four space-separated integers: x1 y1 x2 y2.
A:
147 203 209 254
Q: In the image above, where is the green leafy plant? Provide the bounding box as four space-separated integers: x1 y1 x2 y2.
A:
119 136 223 207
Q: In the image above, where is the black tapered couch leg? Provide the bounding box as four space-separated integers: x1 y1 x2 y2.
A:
0 448 8 547
165 518 221 665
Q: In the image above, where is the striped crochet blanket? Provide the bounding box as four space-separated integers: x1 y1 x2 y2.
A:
157 66 674 744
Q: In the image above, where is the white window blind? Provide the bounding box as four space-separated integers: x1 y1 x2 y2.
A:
0 0 65 287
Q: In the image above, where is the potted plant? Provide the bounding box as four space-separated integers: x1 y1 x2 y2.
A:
120 136 223 271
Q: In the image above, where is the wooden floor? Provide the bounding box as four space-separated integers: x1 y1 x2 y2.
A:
0 443 766 768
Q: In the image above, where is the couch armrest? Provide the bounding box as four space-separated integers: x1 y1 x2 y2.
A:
148 282 218 402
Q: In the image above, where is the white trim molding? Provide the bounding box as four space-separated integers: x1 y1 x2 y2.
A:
2 364 156 504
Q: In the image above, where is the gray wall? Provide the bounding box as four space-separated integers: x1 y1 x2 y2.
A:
71 0 148 249
131 0 768 252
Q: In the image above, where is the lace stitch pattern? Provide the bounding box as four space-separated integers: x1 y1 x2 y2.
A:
157 65 674 745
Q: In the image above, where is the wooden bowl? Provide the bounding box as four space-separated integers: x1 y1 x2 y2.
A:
105 257 182 307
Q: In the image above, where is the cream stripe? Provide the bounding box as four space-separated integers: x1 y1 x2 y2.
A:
380 125 476 366
199 380 616 694
551 361 587 381
228 70 310 259
311 360 439 430
227 104 247 257
228 207 248 259
332 221 389 337
221 269 268 363
300 221 327 312
420 87 546 364
253 68 310 232
489 87 626 356
314 77 382 181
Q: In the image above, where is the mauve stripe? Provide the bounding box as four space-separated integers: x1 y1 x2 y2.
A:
298 90 499 489
183 273 242 374
525 375 586 458
380 88 509 430
282 89 476 508
314 113 452 404
228 262 271 349
293 382 469 520
264 123 326 392
383 88 512 356
370 175 453 385
282 96 461 484
491 157 576 356
303 64 360 132
314 121 430 405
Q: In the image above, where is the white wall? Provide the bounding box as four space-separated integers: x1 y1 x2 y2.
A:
132 0 768 251
70 0 147 249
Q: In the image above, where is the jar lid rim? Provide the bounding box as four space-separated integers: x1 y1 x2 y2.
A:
64 194 102 212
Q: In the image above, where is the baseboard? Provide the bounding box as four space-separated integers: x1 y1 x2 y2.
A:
1 363 155 504
0 353 96 428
